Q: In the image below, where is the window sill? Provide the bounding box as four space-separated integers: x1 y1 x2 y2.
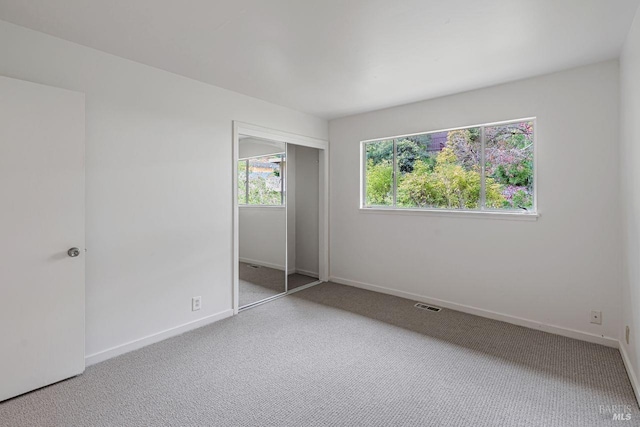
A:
239 205 285 209
359 207 539 221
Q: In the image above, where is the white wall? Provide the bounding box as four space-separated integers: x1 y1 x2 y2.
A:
0 20 327 359
294 145 320 276
329 61 622 344
620 6 640 393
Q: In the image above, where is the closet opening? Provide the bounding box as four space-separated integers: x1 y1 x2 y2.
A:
232 122 328 312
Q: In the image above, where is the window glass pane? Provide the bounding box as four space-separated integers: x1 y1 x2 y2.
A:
247 154 283 205
484 121 534 210
238 160 247 205
395 134 437 208
365 140 393 206
397 128 481 209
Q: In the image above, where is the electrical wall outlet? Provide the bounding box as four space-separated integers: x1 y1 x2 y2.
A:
192 296 201 311
626 326 630 345
590 310 602 325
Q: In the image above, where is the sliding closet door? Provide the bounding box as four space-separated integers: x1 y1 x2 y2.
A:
237 137 287 308
233 121 328 311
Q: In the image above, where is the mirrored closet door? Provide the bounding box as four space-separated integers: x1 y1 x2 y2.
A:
235 124 326 311
237 136 287 308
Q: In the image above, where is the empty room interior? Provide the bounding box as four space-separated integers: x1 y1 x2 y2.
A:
2 1 640 425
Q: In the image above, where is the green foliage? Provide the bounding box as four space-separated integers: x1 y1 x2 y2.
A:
366 159 393 205
396 137 432 173
247 175 281 205
397 148 504 209
511 189 532 209
238 158 282 205
445 128 481 170
485 122 534 209
365 141 393 166
396 159 443 208
238 161 247 204
367 137 434 174
492 161 533 187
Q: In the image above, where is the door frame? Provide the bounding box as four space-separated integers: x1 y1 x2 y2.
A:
232 121 329 314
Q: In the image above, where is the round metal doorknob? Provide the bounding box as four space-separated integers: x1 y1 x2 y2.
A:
67 247 80 258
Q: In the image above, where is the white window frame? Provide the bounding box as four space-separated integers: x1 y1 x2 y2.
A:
238 153 285 207
360 117 539 220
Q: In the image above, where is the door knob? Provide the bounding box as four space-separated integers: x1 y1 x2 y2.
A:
67 247 80 258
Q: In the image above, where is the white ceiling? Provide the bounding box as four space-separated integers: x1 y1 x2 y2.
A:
0 0 638 119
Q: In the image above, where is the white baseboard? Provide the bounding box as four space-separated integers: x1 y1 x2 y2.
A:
330 276 619 348
85 309 234 366
620 342 640 407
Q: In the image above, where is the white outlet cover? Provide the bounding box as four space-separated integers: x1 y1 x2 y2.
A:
590 310 602 325
192 296 201 311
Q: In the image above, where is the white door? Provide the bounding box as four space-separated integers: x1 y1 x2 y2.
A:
0 76 85 402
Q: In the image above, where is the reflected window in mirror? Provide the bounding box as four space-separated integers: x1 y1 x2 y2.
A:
238 154 285 206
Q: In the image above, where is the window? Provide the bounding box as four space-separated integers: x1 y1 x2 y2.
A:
238 154 285 206
363 119 535 213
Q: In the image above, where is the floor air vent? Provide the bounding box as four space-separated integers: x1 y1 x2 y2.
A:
247 264 261 269
415 303 441 312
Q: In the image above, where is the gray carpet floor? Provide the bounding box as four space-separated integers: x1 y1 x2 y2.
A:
239 262 317 307
1 282 638 426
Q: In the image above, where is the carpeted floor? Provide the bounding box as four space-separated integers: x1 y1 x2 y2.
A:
239 262 317 307
1 282 638 426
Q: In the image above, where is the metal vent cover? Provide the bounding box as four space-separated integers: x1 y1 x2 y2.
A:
415 303 441 312
247 264 261 269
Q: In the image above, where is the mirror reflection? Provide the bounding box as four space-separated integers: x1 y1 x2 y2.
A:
238 136 286 308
